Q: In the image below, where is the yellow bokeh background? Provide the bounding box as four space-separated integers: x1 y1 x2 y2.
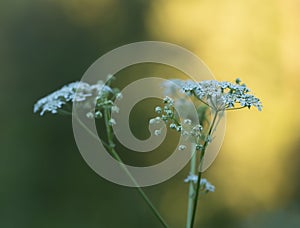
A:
145 0 300 222
2 0 300 227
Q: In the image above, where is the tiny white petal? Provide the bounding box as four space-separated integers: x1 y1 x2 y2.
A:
154 129 161 136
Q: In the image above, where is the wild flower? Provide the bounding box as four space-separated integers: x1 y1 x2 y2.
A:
33 81 112 116
34 76 262 228
151 78 262 228
34 76 173 226
181 78 262 111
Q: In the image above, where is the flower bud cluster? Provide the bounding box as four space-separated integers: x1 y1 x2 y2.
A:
149 96 204 151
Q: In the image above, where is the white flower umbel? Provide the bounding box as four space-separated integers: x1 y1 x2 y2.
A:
34 81 112 116
181 78 262 111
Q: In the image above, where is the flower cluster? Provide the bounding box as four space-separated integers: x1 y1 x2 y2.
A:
151 96 182 131
149 78 262 197
180 78 262 111
184 174 215 193
149 96 205 151
34 81 112 115
34 76 122 120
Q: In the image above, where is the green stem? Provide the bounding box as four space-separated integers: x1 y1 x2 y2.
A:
186 150 197 228
190 110 219 228
74 113 110 149
103 107 169 228
110 147 168 227
190 171 202 227
73 108 168 227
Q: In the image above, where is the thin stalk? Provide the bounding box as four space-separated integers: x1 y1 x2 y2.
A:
190 171 202 227
103 107 169 228
110 147 168 228
198 98 211 108
74 113 110 149
190 110 219 228
73 108 168 227
226 106 246 111
186 150 197 228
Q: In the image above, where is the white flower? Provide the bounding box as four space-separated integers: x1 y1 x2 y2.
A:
155 106 162 113
196 144 203 151
163 96 174 105
111 105 120 113
184 174 198 183
116 93 123 100
86 112 94 119
191 124 203 137
34 81 113 116
154 129 162 136
184 175 215 193
95 111 102 118
176 126 182 132
34 82 88 115
109 118 116 126
178 144 187 150
149 117 161 125
184 119 192 125
149 118 156 125
181 79 262 111
170 123 177 129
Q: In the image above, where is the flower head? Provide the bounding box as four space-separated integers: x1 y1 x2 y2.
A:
181 79 262 111
34 81 112 116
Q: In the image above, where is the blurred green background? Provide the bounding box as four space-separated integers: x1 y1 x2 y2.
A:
1 0 300 227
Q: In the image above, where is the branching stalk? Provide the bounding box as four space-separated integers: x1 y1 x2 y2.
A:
189 110 219 228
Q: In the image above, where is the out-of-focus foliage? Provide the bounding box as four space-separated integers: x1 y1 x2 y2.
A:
1 0 300 227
